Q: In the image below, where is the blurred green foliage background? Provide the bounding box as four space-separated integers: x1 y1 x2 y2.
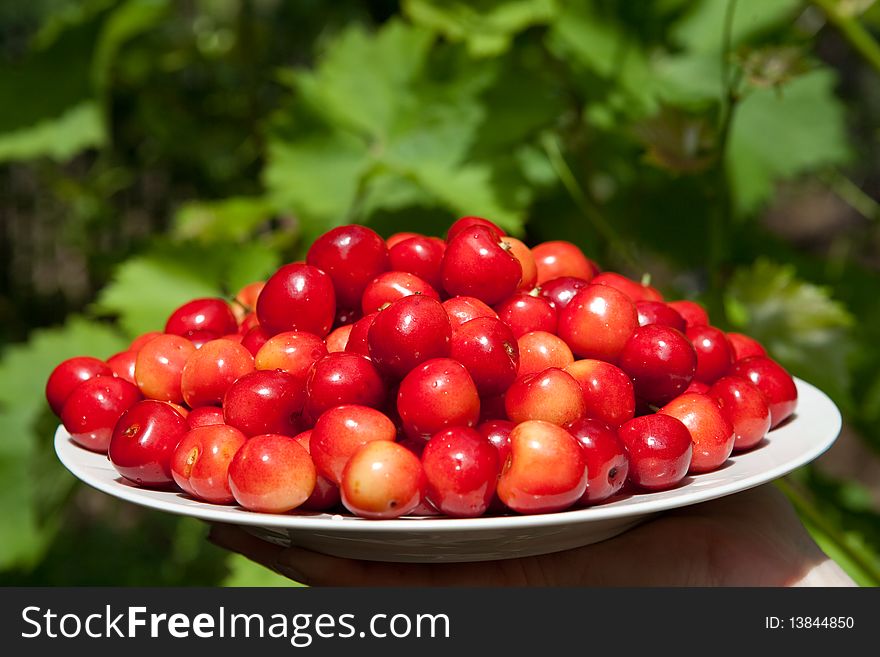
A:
1 0 879 586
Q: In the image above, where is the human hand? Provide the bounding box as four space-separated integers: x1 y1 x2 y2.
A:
208 484 856 587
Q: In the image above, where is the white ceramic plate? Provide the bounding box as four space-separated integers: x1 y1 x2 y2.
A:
55 377 840 563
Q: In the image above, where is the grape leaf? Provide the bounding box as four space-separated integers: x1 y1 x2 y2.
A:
725 259 854 405
0 317 126 570
403 0 558 57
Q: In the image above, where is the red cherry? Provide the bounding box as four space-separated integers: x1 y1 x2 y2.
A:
564 359 636 428
421 427 499 518
109 400 189 487
304 352 386 421
228 434 316 513
618 325 697 405
516 330 574 377
442 296 498 331
557 284 638 362
660 392 735 474
240 325 271 357
46 356 113 416
500 236 537 291
531 241 596 285
368 295 451 379
727 332 767 361
344 312 376 357
397 358 480 440
494 293 557 337
106 350 137 384
564 417 629 504
477 419 515 465
388 236 446 290
636 301 686 331
617 414 692 491
292 430 341 512
134 334 197 403
129 331 163 352
729 356 798 428
591 272 663 302
326 324 353 353
686 325 734 384
360 271 439 315
180 339 254 408
187 406 225 429
387 231 422 248
667 300 708 328
539 276 590 310
165 298 237 339
449 317 519 396
257 263 336 337
171 424 247 503
447 216 505 241
233 281 265 315
222 369 305 437
505 367 586 426
60 376 143 452
709 375 772 451
441 226 522 305
254 330 327 381
341 441 425 519
310 405 397 485
306 224 390 308
685 380 711 394
496 420 588 514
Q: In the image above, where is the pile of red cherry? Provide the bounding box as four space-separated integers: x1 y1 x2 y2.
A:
47 217 798 519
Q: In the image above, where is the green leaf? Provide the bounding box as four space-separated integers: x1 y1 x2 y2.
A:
672 0 802 53
225 244 282 294
403 0 558 57
0 101 104 163
0 317 126 570
173 197 277 243
221 554 301 587
727 70 852 214
725 259 854 404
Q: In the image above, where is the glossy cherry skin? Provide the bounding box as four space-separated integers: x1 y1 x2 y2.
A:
618 325 697 405
306 224 389 308
496 420 588 514
180 339 255 408
237 312 260 335
477 419 514 466
310 405 397 485
636 301 686 331
228 433 316 513
254 330 327 382
564 359 635 428
240 325 271 357
441 226 522 305
368 295 451 379
106 350 137 384
187 406 225 429
617 414 693 491
292 430 342 511
222 369 305 437
129 331 163 352
343 312 376 357
516 330 574 377
558 284 638 362
591 272 663 303
505 367 586 426
171 424 247 503
388 236 446 290
660 392 735 474
326 325 353 353
686 325 734 384
667 300 709 328
447 216 505 241
421 427 499 518
397 358 481 440
109 400 188 487
727 332 767 361
233 281 265 314
709 375 772 451
341 441 425 519
729 356 798 428
386 231 422 248
442 296 498 332
46 356 113 416
495 293 557 337
449 317 519 396
564 417 629 504
60 376 142 452
134 334 197 403
256 263 336 337
539 276 590 311
501 236 537 291
165 298 237 339
531 241 596 285
685 380 712 394
360 271 439 314
304 352 386 421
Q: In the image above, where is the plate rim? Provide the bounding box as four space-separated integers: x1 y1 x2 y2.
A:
55 377 841 534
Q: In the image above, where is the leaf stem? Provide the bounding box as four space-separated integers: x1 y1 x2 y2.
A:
812 0 880 76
